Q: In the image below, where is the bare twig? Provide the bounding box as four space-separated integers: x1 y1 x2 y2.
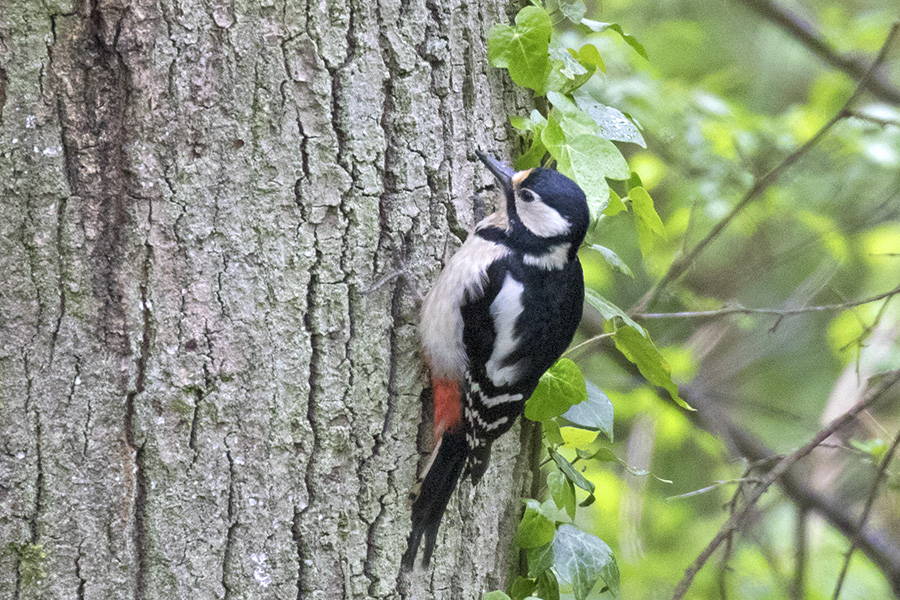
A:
635 282 900 321
831 427 900 600
666 476 764 501
847 111 900 128
793 507 808 600
736 0 900 105
563 332 614 357
671 369 900 600
633 22 900 314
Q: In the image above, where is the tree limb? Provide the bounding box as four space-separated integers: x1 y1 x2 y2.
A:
672 370 900 599
634 282 900 321
633 22 900 313
831 426 900 599
736 0 900 106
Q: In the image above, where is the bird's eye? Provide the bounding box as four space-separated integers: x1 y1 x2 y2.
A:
519 189 539 203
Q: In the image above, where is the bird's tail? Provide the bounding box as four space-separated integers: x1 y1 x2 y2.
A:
401 429 468 570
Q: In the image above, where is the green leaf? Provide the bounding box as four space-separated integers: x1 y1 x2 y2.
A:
528 542 555 578
851 438 888 460
628 171 643 190
552 524 620 600
544 418 565 446
518 499 556 549
578 445 617 462
483 592 512 600
613 325 692 410
548 471 577 519
488 6 552 93
536 569 561 600
510 576 536 600
549 447 594 494
590 244 633 278
573 90 645 147
556 0 586 23
525 358 588 423
584 288 647 336
630 186 667 258
580 19 648 59
559 381 615 441
511 110 549 169
546 39 595 95
542 106 629 219
605 189 627 216
546 92 600 138
576 44 605 73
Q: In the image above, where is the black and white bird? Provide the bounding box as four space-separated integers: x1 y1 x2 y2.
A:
402 151 590 569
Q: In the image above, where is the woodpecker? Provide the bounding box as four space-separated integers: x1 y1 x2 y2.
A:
402 151 589 569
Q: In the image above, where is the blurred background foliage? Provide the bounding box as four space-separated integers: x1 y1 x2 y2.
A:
556 0 900 597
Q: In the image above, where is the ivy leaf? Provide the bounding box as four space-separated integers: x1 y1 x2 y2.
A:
518 499 557 549
544 418 565 446
546 39 595 94
580 19 648 59
556 0 587 23
613 325 692 410
559 381 614 441
528 542 555 578
483 592 512 600
553 524 620 600
509 576 537 600
525 358 587 423
543 118 627 218
605 189 627 216
584 288 646 336
548 471 577 519
573 90 645 147
576 44 605 73
511 110 549 169
549 447 594 494
536 569 561 600
630 185 667 257
590 244 633 278
488 6 552 93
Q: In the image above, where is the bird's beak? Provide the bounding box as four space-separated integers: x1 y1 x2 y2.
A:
476 150 514 194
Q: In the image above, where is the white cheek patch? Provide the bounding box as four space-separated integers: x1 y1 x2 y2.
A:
485 274 525 387
523 243 570 270
420 236 510 379
517 196 570 238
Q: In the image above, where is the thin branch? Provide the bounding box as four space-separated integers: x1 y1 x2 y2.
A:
563 332 614 357
635 282 900 321
633 22 900 314
736 0 900 105
793 507 808 600
831 427 900 600
847 111 900 128
671 369 900 600
666 477 764 501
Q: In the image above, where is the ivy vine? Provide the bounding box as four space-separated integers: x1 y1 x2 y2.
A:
483 1 688 599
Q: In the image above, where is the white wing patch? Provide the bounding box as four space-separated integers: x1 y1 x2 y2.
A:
420 235 509 379
485 273 525 387
517 194 570 238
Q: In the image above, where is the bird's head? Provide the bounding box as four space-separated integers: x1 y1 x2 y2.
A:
476 151 590 252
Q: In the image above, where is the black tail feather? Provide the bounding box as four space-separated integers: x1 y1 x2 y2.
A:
402 430 468 570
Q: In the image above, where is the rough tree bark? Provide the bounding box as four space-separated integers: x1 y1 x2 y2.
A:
0 0 535 597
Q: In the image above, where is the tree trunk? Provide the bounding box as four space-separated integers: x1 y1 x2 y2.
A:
0 0 534 597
